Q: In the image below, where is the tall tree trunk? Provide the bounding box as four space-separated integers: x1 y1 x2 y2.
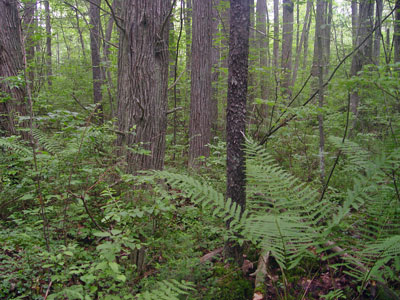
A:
89 0 103 120
394 0 400 63
273 0 279 70
281 0 294 95
302 4 312 70
23 0 36 92
350 0 374 116
189 0 213 168
44 0 53 86
373 0 383 64
185 0 192 75
324 0 332 76
211 0 221 133
312 0 327 184
256 0 268 123
292 0 312 86
225 0 250 265
0 0 28 137
102 0 120 118
116 1 171 172
351 0 358 48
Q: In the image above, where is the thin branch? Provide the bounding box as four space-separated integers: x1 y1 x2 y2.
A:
259 5 398 146
159 0 177 38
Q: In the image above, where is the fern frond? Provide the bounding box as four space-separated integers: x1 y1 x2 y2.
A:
136 280 194 300
0 136 31 156
32 128 63 154
153 171 246 235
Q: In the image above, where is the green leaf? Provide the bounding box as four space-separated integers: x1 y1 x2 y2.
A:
108 261 119 273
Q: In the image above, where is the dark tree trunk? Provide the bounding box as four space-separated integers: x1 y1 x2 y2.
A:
116 1 171 172
225 0 250 265
188 0 212 168
281 0 294 95
44 0 53 86
0 0 28 137
89 0 103 120
350 0 374 116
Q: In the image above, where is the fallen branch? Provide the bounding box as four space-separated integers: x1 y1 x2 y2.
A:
250 251 270 300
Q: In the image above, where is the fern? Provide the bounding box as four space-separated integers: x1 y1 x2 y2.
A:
0 136 31 156
136 280 194 300
32 128 63 154
152 171 248 236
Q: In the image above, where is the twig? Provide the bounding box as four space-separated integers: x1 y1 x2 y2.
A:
167 107 183 115
43 280 53 300
168 67 187 90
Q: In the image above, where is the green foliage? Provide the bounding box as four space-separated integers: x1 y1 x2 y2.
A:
136 280 195 300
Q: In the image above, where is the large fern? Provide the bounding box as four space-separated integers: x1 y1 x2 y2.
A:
153 138 400 292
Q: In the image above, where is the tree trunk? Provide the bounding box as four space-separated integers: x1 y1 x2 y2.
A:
292 0 312 86
281 0 294 95
185 0 192 75
394 0 400 63
102 0 120 118
351 0 358 48
44 0 53 86
116 1 171 172
23 0 36 92
225 0 250 265
373 0 383 64
302 4 312 70
89 0 103 121
211 0 221 133
350 0 374 116
188 0 213 168
256 0 268 124
312 0 327 184
273 0 279 70
0 0 28 137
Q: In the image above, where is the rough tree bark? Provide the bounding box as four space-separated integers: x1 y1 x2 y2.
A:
0 0 28 137
281 0 294 95
89 0 103 120
225 0 250 265
188 0 213 168
116 1 171 172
